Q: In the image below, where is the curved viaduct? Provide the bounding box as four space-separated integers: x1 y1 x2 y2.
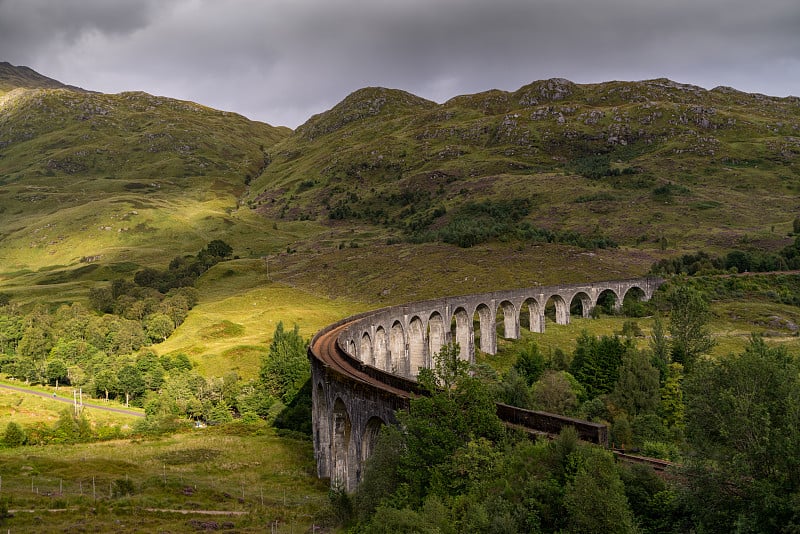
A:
309 277 662 491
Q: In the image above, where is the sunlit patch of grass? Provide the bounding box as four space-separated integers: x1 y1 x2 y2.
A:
0 426 329 532
0 384 140 433
200 320 246 340
155 265 364 378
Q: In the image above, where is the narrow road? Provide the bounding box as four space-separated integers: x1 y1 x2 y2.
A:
0 383 144 418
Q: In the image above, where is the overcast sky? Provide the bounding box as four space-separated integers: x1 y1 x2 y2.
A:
1 0 798 128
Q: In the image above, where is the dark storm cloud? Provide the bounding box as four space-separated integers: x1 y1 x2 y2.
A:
1 0 798 128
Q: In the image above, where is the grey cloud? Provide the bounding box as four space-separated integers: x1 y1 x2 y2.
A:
1 0 798 127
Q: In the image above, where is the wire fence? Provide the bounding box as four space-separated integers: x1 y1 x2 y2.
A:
0 472 326 511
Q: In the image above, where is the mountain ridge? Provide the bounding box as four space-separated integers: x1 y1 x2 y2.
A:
0 61 89 94
2 61 800 306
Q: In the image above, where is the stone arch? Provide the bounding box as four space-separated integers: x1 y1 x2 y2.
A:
622 286 647 315
332 398 354 490
475 303 496 355
522 297 544 333
545 294 569 325
314 383 330 478
428 312 446 366
348 339 357 357
374 326 388 371
360 332 373 366
389 321 406 375
360 416 385 480
452 307 472 362
570 291 592 319
408 316 425 377
596 288 620 315
497 300 519 339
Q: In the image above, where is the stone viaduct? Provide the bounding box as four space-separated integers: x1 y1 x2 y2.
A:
309 277 663 491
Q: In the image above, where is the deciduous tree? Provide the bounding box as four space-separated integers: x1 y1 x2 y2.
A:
667 286 715 371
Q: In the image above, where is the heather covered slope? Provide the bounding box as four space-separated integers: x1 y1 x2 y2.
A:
249 78 800 255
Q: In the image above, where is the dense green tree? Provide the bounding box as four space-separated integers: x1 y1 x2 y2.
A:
667 286 715 370
45 358 69 387
532 370 579 415
203 239 233 259
207 399 234 424
93 368 118 400
117 364 145 406
159 294 190 326
259 322 309 404
393 343 505 502
497 367 533 409
512 341 545 386
570 332 629 398
145 313 175 342
418 341 470 394
50 409 93 444
563 447 638 534
0 310 23 354
104 316 148 355
649 314 669 383
611 348 661 418
17 308 54 360
684 335 800 531
2 422 26 447
88 287 114 313
660 363 685 430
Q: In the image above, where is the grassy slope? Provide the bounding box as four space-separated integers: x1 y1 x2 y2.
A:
249 79 800 256
0 84 291 291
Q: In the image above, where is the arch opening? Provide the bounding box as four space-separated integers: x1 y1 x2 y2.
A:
360 416 386 482
622 286 648 317
545 295 569 325
496 300 519 340
596 289 619 316
570 291 592 319
521 298 544 333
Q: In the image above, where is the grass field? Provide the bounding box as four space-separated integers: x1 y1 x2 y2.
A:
155 259 365 378
0 384 141 435
0 425 330 533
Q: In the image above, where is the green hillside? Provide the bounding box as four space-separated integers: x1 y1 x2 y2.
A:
249 79 800 258
0 64 295 301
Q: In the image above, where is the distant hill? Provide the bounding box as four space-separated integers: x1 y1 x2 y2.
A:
249 78 800 255
0 61 88 93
